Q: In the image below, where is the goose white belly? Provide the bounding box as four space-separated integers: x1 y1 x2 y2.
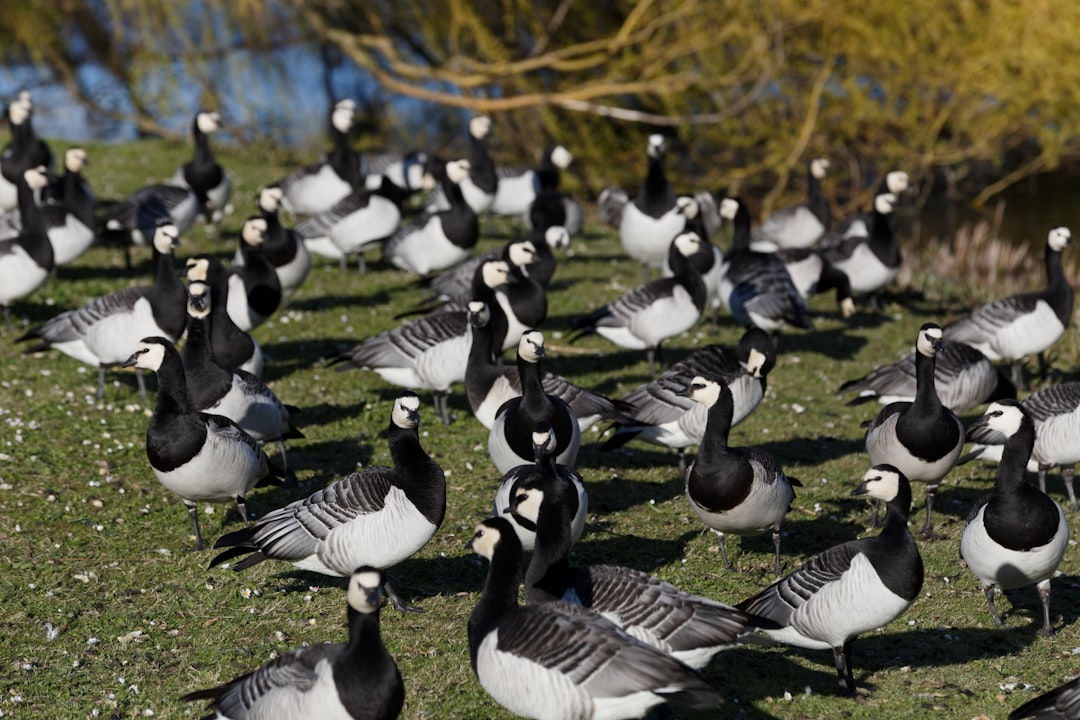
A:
1034 411 1080 466
83 297 170 366
49 338 101 366
372 334 469 392
686 471 793 536
389 218 471 275
459 177 496 214
304 235 346 259
153 434 265 503
215 658 355 720
490 172 536 216
204 379 287 442
765 554 913 650
961 504 1068 589
626 285 699 347
205 175 232 219
274 244 311 296
833 245 897 295
0 172 16 212
595 326 649 350
50 215 95 266
497 294 530 353
226 274 259 332
474 376 518 429
865 413 963 484
330 196 402 254
619 203 685 269
281 165 353 216
0 246 49 305
755 207 825 250
980 301 1064 361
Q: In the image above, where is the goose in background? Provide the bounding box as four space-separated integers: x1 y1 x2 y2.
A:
0 166 52 328
570 231 707 373
424 117 498 215
839 339 1016 413
123 337 274 550
244 185 310 303
362 148 430 195
97 181 197 268
817 191 901 304
466 299 632 432
466 517 723 720
1009 675 1080 719
771 245 855 319
169 110 231 224
275 98 361 216
297 173 416 273
864 323 964 538
0 92 52 212
182 567 404 720
227 216 282 331
18 221 184 398
488 330 581 474
738 465 924 697
750 157 831 251
490 144 572 218
943 226 1074 388
685 376 799 573
662 196 725 317
384 158 479 276
330 260 513 424
962 381 1080 511
833 170 910 238
511 480 774 670
186 253 264 377
494 422 588 551
209 393 445 613
601 328 776 472
960 400 1069 636
716 197 812 331
182 281 302 487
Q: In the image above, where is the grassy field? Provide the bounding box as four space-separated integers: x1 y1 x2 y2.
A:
2 139 1080 720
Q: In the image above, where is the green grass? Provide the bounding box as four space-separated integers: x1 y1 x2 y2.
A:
2 138 1080 719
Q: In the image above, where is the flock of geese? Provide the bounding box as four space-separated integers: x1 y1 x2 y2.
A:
4 90 1080 719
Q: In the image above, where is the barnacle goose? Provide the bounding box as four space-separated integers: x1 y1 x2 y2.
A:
250 185 310 302
943 226 1074 388
601 328 777 472
226 217 282 331
0 166 52 328
960 400 1069 635
169 110 231 223
962 381 1080 510
297 173 414 273
716 197 813 331
467 517 723 720
209 393 445 613
864 323 965 538
275 99 361 216
488 330 581 474
833 170 910 238
616 134 683 279
0 93 52 212
363 148 429 195
569 231 707 373
98 182 197 268
738 465 924 697
383 159 479 276
182 281 302 486
123 337 273 550
494 423 588 551
490 144 573 217
839 339 1016 413
817 192 901 301
770 246 855 318
511 480 773 670
186 254 264 377
459 116 498 214
685 376 799 573
330 260 513 424
467 299 633 432
750 158 831 251
1010 675 1080 719
182 567 405 720
661 196 725 316
18 221 184 398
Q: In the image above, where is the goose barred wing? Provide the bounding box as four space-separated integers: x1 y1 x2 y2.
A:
541 372 634 421
738 543 861 624
597 187 628 228
335 311 467 368
603 279 680 325
944 293 1041 343
1009 675 1080 719
294 188 374 239
203 413 267 461
1025 383 1080 422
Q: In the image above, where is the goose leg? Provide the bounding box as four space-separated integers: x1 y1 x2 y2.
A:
2 305 11 331
1010 360 1026 391
645 347 656 375
1062 466 1077 512
714 530 733 570
357 254 367 274
97 365 107 402
920 485 941 539
1038 464 1050 494
384 578 424 614
235 495 250 524
185 501 207 551
676 448 687 476
984 585 1004 626
833 641 857 697
277 438 298 488
771 526 783 574
338 255 347 273
433 391 452 425
135 368 148 400
1037 578 1055 637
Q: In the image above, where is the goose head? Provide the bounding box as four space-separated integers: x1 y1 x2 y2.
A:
676 196 699 219
467 299 490 329
874 192 897 215
241 217 268 247
550 145 573 170
480 259 512 289
885 170 910 195
23 166 49 191
347 567 385 614
64 147 88 173
185 256 212 283
544 225 570 250
392 392 421 430
195 110 222 135
122 337 172 372
685 375 724 407
468 517 518 560
258 186 284 213
151 222 180 254
518 330 545 363
915 323 943 358
647 133 665 159
187 280 212 319
331 99 356 134
445 158 471 185
810 157 831 180
969 399 1028 439
507 240 537 268
673 231 703 257
469 116 492 140
1048 226 1073 253
719 197 740 222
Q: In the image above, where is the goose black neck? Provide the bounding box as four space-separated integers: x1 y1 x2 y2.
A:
328 129 361 188
152 245 180 291
14 178 52 266
1043 240 1074 325
996 416 1037 494
469 534 523 671
881 482 914 531
869 205 900 267
698 394 734 463
153 345 193 416
912 347 944 410
181 312 231 404
668 241 708 311
61 167 94 225
525 492 574 604
517 353 548 416
468 134 497 194
643 150 669 198
730 201 752 252
193 122 214 164
807 167 830 227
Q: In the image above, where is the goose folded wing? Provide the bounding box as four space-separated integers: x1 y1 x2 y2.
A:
342 312 467 367
295 189 374 239
1024 383 1080 421
603 279 680 324
944 293 1041 342
738 543 860 623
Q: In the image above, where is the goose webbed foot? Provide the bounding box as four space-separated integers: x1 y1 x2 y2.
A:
384 579 425 614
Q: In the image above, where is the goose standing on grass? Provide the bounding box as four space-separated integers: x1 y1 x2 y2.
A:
467 300 633 432
1009 675 1080 719
209 393 445 613
494 423 587 551
751 157 831 251
384 159 479 276
864 323 964 538
833 170 910 238
186 253 264 377
18 221 184 399
97 180 198 269
459 116 498 214
297 173 415 273
250 185 310 303
615 134 682 280
275 99 361 216
943 226 1074 388
716 197 813 331
362 148 429 196
182 567 404 720
685 376 799 573
0 166 52 329
601 328 776 472
488 330 581 474
839 339 1016 413
467 517 724 720
511 480 773 670
182 281 302 486
491 144 573 218
123 337 273 550
737 465 924 697
0 93 52 212
169 110 231 224
963 381 1080 511
570 231 707 373
227 217 282 331
330 260 513 424
960 400 1069 636
817 191 901 303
